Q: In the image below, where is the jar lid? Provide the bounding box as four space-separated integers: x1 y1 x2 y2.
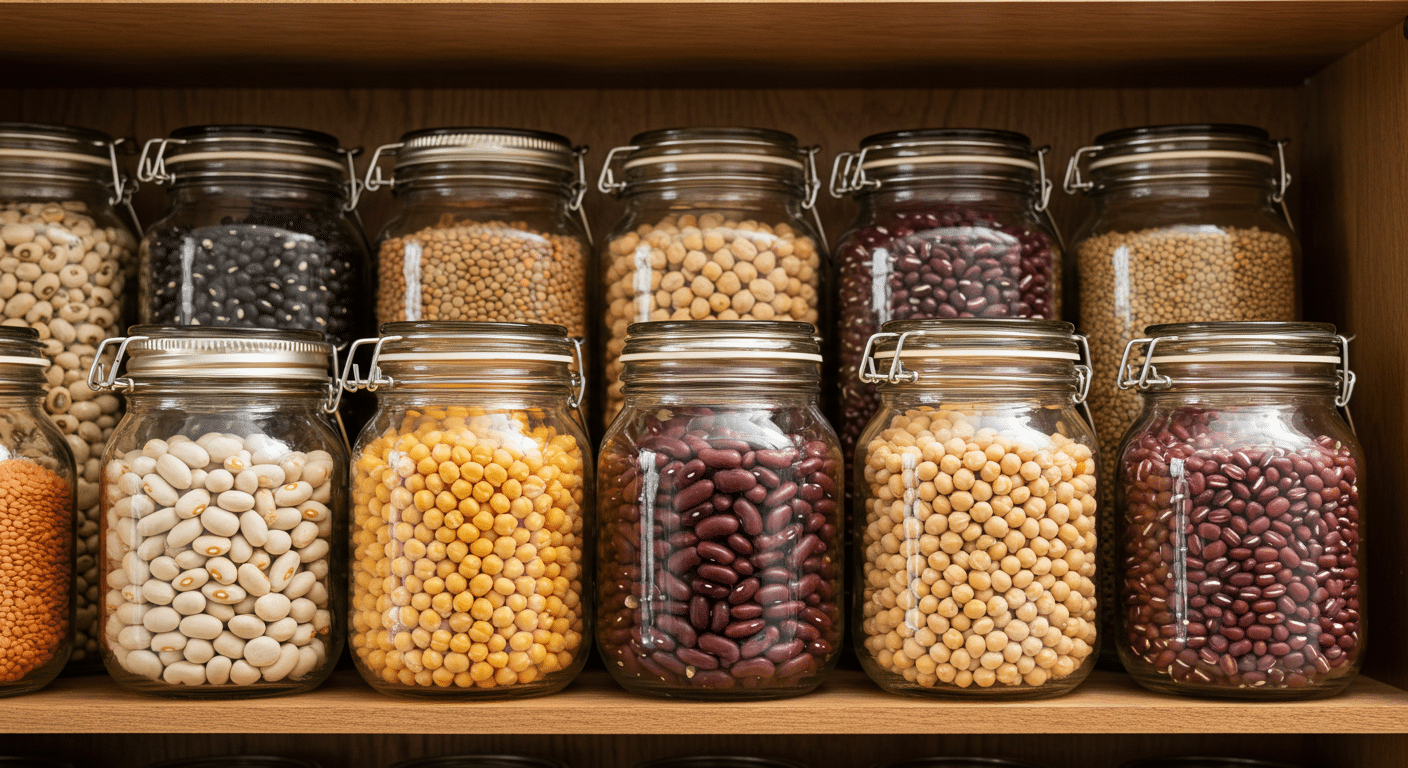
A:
621 320 821 363
0 122 131 202
88 326 336 393
831 128 1050 204
861 318 1092 404
0 325 50 369
600 126 817 194
1118 321 1353 405
391 127 575 172
341 321 584 407
1065 123 1289 199
392 758 569 768
138 124 351 189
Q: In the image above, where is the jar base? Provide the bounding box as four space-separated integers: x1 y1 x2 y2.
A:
103 662 335 699
357 674 578 701
1123 667 1358 701
605 675 825 701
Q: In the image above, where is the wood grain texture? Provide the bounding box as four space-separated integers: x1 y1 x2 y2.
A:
1303 22 1408 693
0 3 1406 87
0 669 1403 735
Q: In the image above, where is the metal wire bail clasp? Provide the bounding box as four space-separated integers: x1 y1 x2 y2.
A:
107 137 142 232
339 335 402 394
137 137 186 185
86 335 146 394
596 145 639 196
1116 336 1174 391
339 146 364 212
568 336 586 410
1062 144 1103 194
1335 334 1356 408
322 344 344 414
362 142 404 194
569 146 594 245
857 332 899 384
801 145 829 252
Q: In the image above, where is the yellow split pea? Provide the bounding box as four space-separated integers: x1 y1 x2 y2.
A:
350 406 586 691
860 407 1098 691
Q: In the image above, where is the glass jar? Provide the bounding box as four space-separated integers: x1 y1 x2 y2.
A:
596 128 827 425
1115 322 1362 699
342 321 590 697
854 319 1099 698
136 125 374 348
0 327 75 696
831 129 1062 455
363 128 591 335
92 326 346 697
0 122 139 672
597 321 843 698
1064 124 1300 664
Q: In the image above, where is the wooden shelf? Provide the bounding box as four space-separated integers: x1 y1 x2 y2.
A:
6 2 1408 87
4 669 1406 734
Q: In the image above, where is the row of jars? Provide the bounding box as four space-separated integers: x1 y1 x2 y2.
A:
0 312 1361 702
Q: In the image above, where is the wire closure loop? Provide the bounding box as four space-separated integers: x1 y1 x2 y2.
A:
339 335 402 394
340 147 364 212
323 344 344 414
596 145 639 196
857 332 900 384
569 146 593 245
137 138 186 185
568 336 586 411
361 142 404 194
1062 144 1103 194
86 335 147 394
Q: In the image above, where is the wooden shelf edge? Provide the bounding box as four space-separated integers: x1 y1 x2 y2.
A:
4 669 1406 735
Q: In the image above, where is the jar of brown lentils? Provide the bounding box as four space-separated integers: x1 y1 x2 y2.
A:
362 129 591 336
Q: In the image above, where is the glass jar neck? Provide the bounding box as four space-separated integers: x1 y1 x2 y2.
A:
393 179 572 212
1089 175 1277 205
859 179 1037 212
623 182 804 210
624 382 819 409
167 176 346 207
0 390 46 408
125 379 332 404
0 174 112 205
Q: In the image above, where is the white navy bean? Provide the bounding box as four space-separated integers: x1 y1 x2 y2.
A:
155 453 193 490
141 473 180 506
149 556 180 582
175 488 211 519
192 535 231 557
204 602 235 622
174 550 207 570
142 580 175 605
283 571 316 600
200 582 245 605
291 645 319 678
205 654 232 684
115 601 148 625
278 455 305 483
183 638 215 664
267 507 301 531
204 556 236 585
306 582 328 608
136 507 178 537
261 643 300 681
172 569 209 592
264 530 292 556
158 649 185 666
150 631 186 652
290 623 315 647
203 468 234 494
117 472 144 497
238 510 269 548
237 563 271 597
216 490 255 512
228 615 266 640
213 631 246 658
223 450 250 474
172 591 206 616
267 551 300 592
204 437 243 463
136 534 166 561
243 636 280 667
229 659 261 685
275 481 313 507
131 456 157 476
254 593 291 622
289 521 318 549
163 660 205 686
199 507 240 538
227 534 254 564
253 488 275 517
299 461 329 488
179 614 223 640
245 549 271 571
296 539 328 564
265 616 297 642
168 441 210 469
296 500 329 522
307 558 329 579
125 649 163 680
141 439 168 459
166 516 204 548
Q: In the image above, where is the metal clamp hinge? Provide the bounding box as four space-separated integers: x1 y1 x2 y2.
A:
1336 334 1356 408
339 335 402 394
568 336 586 411
86 335 146 394
340 147 364 212
802 145 829 253
858 330 922 385
137 138 187 185
596 145 638 196
107 138 142 233
1035 146 1055 212
323 344 344 414
1117 336 1173 391
1062 144 1103 194
569 146 594 245
362 142 403 194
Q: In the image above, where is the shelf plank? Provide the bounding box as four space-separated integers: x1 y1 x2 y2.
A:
5 2 1408 87
3 669 1406 734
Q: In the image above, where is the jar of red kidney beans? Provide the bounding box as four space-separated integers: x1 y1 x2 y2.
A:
830 129 1062 455
1116 322 1363 698
596 321 844 698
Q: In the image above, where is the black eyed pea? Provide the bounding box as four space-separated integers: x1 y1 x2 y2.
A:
205 556 237 585
178 614 224 641
214 631 246 657
201 582 246 605
217 490 255 512
204 469 235 494
155 454 193 489
206 653 233 684
142 606 182 634
33 272 60 301
199 507 240 538
240 510 270 547
264 530 293 557
228 615 266 640
192 535 232 558
174 550 207 571
237 564 271 597
172 591 206 616
174 568 210 592
175 489 210 519
183 638 216 665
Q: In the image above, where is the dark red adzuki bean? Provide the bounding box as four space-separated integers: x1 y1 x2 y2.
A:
836 209 1057 454
598 408 843 697
1119 408 1362 695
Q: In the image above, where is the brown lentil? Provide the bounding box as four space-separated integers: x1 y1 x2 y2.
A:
1 200 132 666
376 217 586 335
1076 224 1294 640
0 458 72 683
351 406 586 693
859 407 1097 692
603 213 821 420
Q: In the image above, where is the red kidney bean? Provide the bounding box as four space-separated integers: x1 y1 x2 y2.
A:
597 406 844 697
1119 407 1362 695
836 208 1057 453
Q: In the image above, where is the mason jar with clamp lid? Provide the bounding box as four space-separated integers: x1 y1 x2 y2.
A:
361 128 592 334
0 122 140 673
90 326 346 697
597 321 844 699
830 128 1063 455
0 326 76 696
1114 322 1362 699
854 319 1099 698
596 127 828 426
340 321 591 698
136 125 374 348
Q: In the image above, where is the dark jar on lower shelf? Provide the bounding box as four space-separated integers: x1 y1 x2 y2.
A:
596 321 844 699
830 129 1062 454
1115 322 1364 699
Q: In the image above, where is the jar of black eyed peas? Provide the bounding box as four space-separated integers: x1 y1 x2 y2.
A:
854 319 1099 698
1116 322 1363 699
343 322 591 697
597 321 844 699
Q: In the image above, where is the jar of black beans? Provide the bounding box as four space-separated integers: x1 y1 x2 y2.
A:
137 126 373 348
1115 322 1363 699
597 321 844 699
831 129 1061 456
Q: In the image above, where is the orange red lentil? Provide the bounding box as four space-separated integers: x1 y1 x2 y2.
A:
351 406 585 692
0 458 71 682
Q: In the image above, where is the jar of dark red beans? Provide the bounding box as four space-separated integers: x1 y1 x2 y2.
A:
596 321 844 698
1116 322 1363 698
855 319 1099 699
136 125 374 349
830 129 1061 454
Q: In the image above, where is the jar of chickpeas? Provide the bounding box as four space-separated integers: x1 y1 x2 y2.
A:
342 321 591 697
854 319 1099 698
595 128 827 427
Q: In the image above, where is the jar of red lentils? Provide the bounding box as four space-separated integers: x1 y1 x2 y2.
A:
0 326 75 695
1115 322 1363 699
342 321 591 697
854 319 1099 698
